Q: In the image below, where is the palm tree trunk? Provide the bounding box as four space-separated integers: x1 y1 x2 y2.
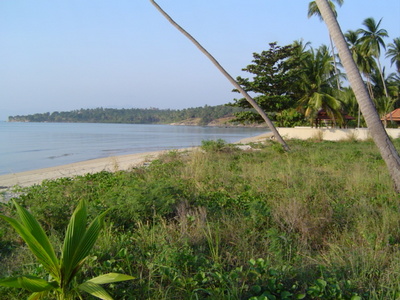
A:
149 0 290 151
376 58 389 97
365 75 374 99
329 34 341 90
315 0 400 192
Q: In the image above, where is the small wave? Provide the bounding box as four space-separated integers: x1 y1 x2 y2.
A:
47 153 73 159
19 148 52 153
102 149 126 152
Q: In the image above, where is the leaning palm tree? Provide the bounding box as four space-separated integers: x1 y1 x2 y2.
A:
386 37 400 73
315 0 400 192
149 0 289 151
308 0 344 90
357 17 389 97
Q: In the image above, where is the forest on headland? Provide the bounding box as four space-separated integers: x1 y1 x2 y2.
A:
8 105 245 126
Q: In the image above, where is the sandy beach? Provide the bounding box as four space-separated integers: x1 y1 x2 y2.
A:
0 132 275 191
1 127 398 193
0 148 197 191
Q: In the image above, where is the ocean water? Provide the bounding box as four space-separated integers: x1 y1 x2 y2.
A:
0 122 268 175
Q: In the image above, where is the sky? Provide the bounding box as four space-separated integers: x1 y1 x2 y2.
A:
0 1 399 121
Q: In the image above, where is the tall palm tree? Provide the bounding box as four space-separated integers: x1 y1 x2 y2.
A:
315 0 400 192
345 30 377 99
149 0 289 151
297 45 343 126
357 17 389 97
370 67 396 99
386 37 400 73
308 0 344 90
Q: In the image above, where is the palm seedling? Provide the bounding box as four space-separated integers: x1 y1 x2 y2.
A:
0 199 134 300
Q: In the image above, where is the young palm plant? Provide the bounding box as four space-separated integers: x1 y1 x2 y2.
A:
0 200 134 300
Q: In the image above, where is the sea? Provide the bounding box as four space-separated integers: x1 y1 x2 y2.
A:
0 122 268 175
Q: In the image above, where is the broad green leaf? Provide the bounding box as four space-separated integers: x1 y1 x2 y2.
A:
0 276 57 292
87 273 135 285
12 201 59 276
18 276 58 292
78 281 113 300
61 200 109 285
68 216 106 282
0 214 60 279
28 291 52 300
61 199 89 283
0 276 24 288
74 210 108 264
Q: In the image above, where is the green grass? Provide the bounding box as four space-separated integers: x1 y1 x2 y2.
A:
1 139 399 299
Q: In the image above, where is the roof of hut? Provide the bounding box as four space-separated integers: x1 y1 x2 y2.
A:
382 108 400 121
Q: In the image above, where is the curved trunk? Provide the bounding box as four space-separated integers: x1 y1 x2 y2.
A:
329 34 341 90
149 0 289 151
316 0 400 192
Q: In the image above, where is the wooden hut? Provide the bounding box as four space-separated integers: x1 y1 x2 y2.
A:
314 109 355 128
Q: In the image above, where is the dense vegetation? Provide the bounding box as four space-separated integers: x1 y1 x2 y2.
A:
8 105 244 126
229 17 400 128
1 139 399 299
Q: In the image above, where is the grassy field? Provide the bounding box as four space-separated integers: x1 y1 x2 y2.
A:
1 139 399 299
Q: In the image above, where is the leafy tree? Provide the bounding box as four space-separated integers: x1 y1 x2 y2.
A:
229 42 302 126
386 37 400 73
340 87 362 126
345 29 378 99
357 17 389 97
297 45 344 126
370 67 397 99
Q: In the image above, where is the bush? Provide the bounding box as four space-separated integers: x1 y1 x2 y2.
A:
1 139 399 299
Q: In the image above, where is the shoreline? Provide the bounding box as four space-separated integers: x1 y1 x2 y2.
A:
1 127 399 193
0 132 273 191
0 148 196 191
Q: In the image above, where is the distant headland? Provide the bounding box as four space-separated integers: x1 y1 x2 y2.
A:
7 106 266 127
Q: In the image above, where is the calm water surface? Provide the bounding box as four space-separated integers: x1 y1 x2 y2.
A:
0 122 268 175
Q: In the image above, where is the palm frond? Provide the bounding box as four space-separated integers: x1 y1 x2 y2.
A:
78 281 113 300
87 273 135 285
0 202 60 279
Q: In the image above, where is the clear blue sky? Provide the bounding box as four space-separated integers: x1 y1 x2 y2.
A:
1 0 399 121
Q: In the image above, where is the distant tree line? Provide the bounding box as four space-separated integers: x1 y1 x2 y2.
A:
8 105 244 125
